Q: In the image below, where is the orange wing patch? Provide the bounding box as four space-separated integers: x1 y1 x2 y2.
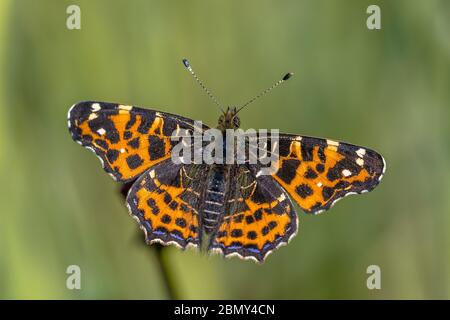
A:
272 135 385 214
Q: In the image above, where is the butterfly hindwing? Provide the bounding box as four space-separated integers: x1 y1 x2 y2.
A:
68 101 207 182
271 134 386 214
126 160 209 248
209 166 298 263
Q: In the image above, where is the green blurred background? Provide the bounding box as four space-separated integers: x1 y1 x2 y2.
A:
0 0 449 299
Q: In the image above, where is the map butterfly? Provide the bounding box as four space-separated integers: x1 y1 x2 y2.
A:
67 59 386 263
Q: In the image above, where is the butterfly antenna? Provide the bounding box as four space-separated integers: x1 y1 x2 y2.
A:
182 58 224 113
236 72 294 114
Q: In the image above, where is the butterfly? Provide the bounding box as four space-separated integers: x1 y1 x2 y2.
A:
67 59 386 263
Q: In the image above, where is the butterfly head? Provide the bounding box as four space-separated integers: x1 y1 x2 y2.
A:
218 106 240 131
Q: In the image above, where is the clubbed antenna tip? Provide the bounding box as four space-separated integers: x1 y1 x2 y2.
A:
283 72 294 81
236 70 295 114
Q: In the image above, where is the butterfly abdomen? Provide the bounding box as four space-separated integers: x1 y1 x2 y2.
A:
202 166 227 234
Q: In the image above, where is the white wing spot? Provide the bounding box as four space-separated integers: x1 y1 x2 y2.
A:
149 170 156 178
356 148 366 158
327 139 339 147
120 148 126 153
316 182 323 187
356 158 364 166
88 113 98 120
97 128 106 135
119 105 132 111
91 103 101 112
342 169 352 177
277 194 286 202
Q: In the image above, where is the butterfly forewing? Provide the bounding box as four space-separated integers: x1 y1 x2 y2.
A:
67 101 208 182
268 134 386 214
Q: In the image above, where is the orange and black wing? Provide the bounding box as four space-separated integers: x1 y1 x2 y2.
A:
209 166 298 263
269 134 386 214
68 101 207 182
126 160 210 248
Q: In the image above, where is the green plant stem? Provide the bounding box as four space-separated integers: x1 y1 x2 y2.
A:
120 182 178 299
153 244 178 299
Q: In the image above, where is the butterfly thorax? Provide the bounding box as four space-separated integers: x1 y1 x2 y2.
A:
217 106 240 131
